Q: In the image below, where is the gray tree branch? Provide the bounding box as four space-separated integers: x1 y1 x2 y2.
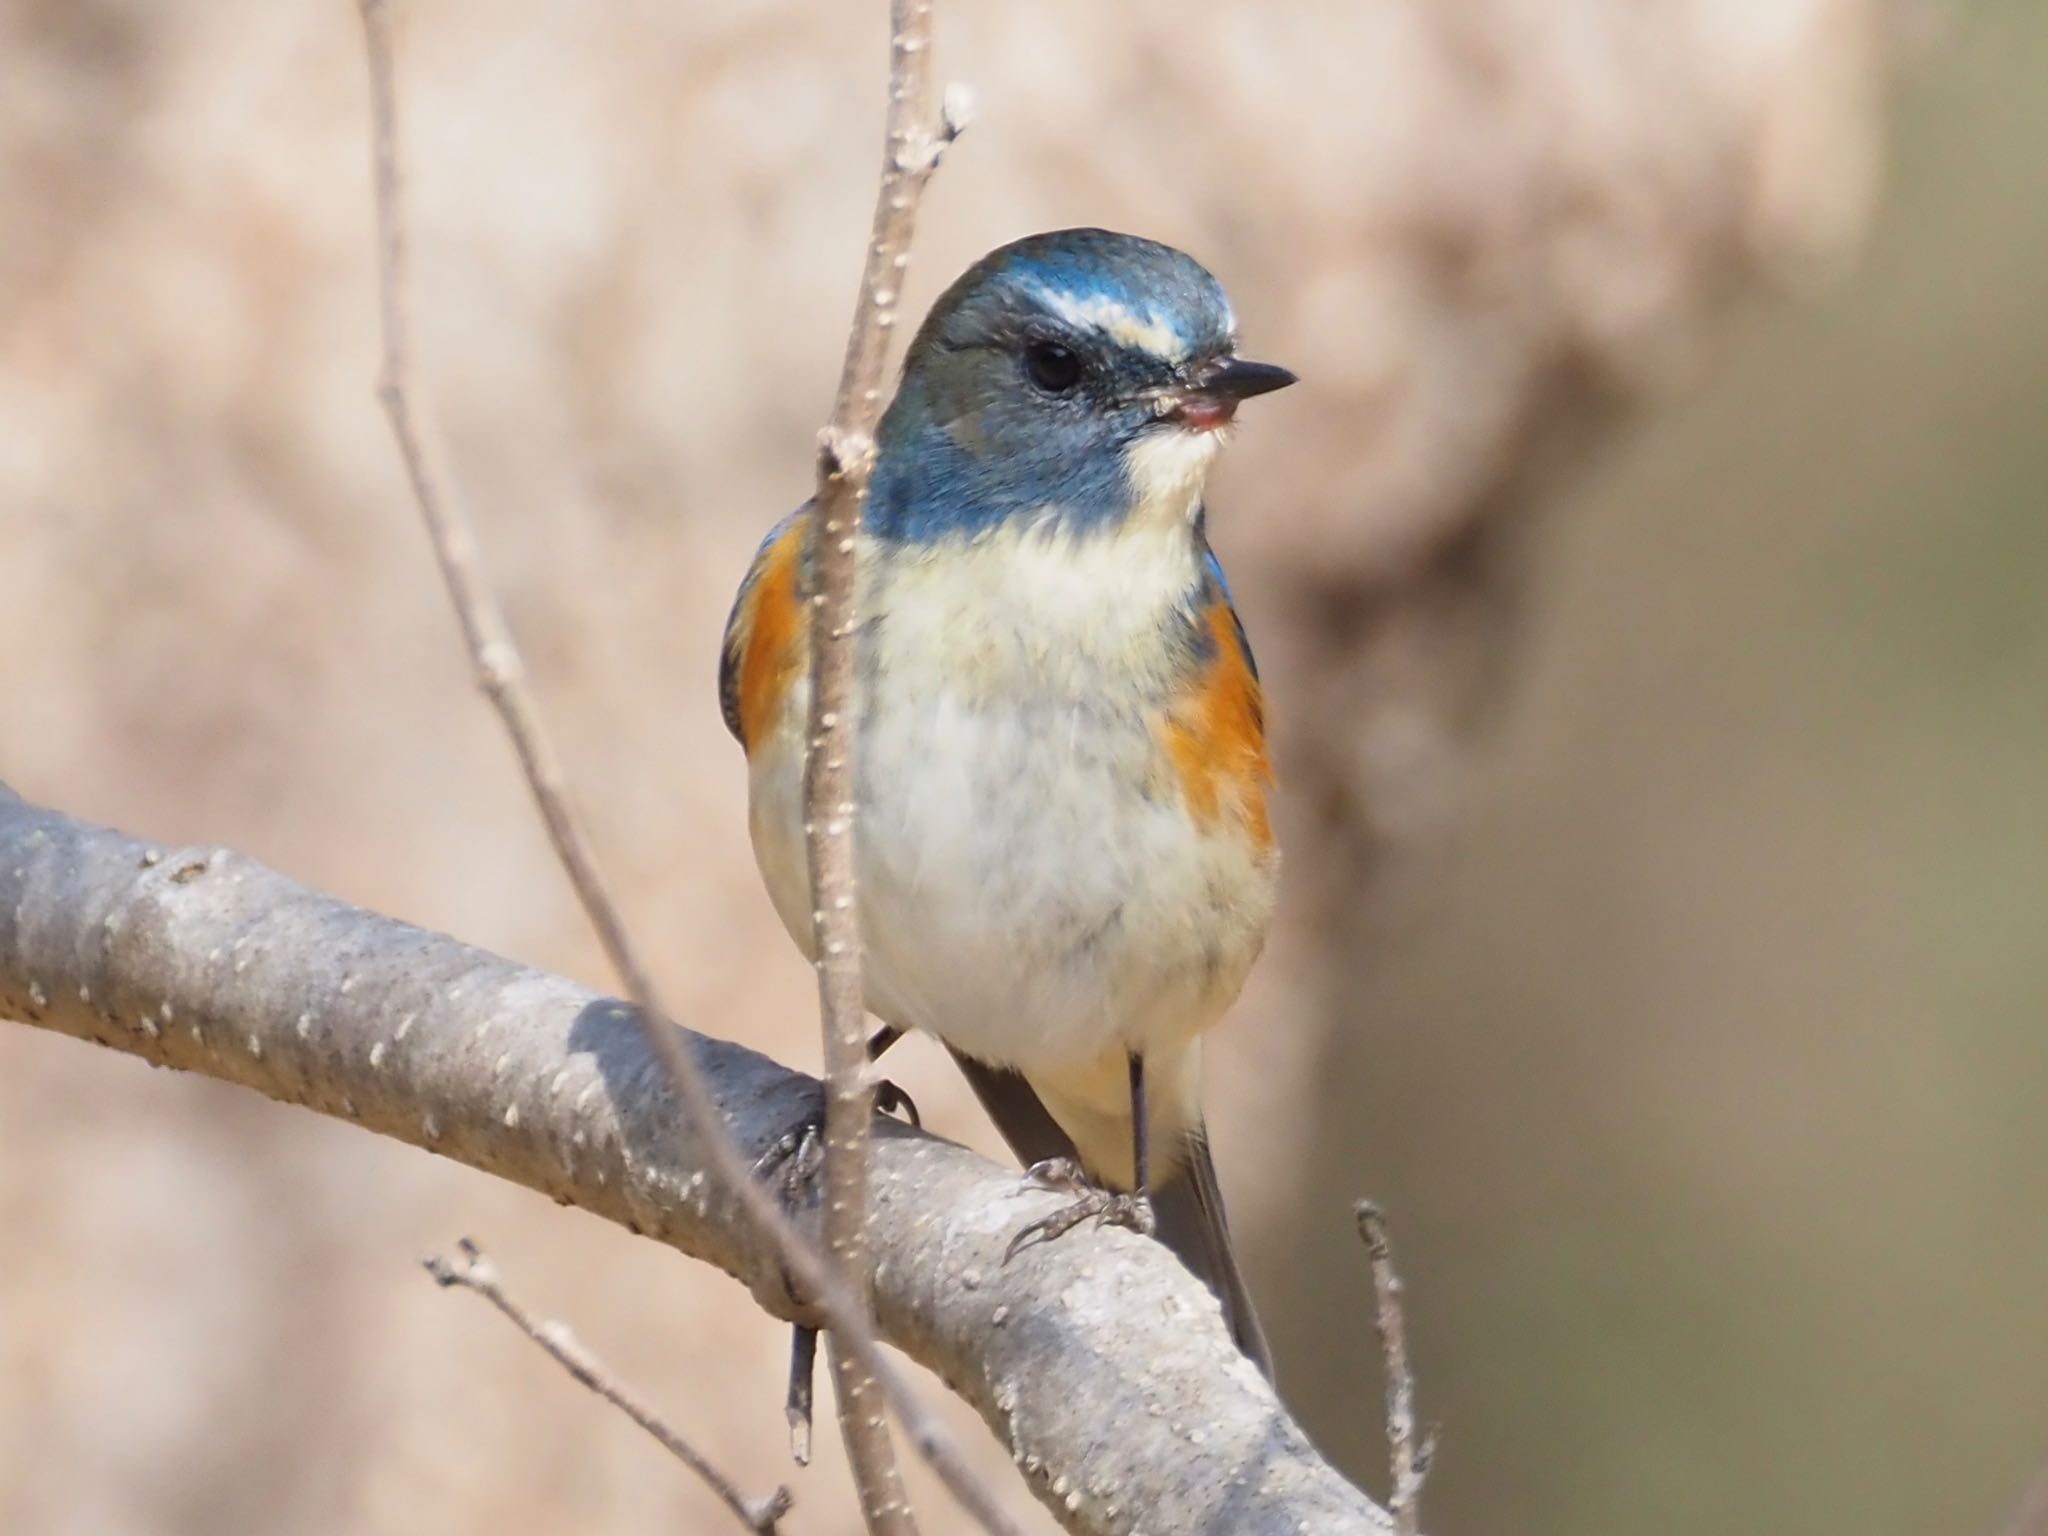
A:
0 783 1393 1536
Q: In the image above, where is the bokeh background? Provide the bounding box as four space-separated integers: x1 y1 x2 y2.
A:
3 2 2043 1533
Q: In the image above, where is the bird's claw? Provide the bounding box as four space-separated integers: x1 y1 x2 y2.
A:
874 1078 921 1128
754 1074 919 1200
753 1117 827 1210
1005 1158 1155 1260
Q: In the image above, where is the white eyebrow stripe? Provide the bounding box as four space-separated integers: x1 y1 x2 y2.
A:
1027 284 1191 363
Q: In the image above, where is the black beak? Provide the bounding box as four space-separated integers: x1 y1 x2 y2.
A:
1202 356 1298 399
1163 355 1297 430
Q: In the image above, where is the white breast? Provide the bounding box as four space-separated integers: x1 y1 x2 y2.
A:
748 474 1276 1168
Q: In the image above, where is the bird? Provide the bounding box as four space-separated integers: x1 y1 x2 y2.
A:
719 227 1293 1375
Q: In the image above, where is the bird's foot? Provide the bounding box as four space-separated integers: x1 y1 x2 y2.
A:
753 1113 827 1209
1005 1158 1155 1260
753 1076 914 1472
874 1077 920 1128
752 1075 922 1201
748 1113 828 1464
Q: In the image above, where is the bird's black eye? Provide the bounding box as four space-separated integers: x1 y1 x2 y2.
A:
1022 339 1083 394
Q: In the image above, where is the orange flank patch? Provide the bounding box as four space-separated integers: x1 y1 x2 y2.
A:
1162 602 1273 847
735 517 809 749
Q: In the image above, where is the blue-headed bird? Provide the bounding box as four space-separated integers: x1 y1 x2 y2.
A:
720 228 1294 1374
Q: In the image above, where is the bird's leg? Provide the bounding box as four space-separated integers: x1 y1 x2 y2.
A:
1131 1049 1150 1198
1005 1052 1156 1259
752 1117 827 1464
768 1023 910 1464
755 1025 917 1184
785 1322 819 1466
869 1033 919 1126
866 1023 919 1126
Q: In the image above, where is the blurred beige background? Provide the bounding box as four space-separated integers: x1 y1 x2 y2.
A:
3 2 2043 1534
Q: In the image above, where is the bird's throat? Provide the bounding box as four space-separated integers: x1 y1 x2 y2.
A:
1121 426 1222 533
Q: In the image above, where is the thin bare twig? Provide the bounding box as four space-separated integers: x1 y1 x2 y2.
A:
424 1238 791 1534
352 6 1019 1535
1356 1201 1434 1536
802 2 969 1529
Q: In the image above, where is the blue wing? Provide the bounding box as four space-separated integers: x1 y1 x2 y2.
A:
1199 524 1259 684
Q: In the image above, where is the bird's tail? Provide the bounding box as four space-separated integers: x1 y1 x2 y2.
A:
946 1048 1274 1380
1153 1127 1273 1377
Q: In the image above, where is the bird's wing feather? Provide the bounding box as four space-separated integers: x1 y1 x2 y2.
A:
1201 540 1259 681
